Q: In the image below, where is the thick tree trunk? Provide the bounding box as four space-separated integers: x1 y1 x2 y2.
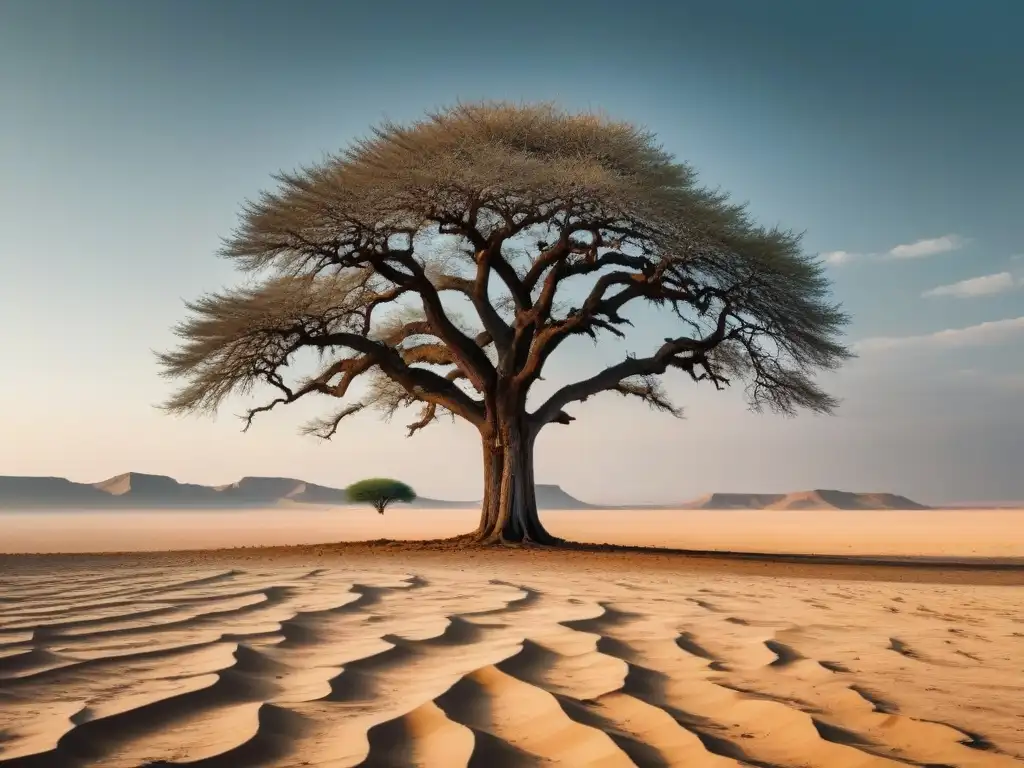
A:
474 439 504 539
474 417 557 545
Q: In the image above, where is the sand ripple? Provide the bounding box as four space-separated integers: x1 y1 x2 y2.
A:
0 562 1021 767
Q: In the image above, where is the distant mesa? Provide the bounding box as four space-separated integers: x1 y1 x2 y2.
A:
771 490 930 511
93 472 220 502
0 476 114 507
535 484 599 510
0 474 590 511
680 493 787 510
214 476 350 505
0 472 478 510
678 490 930 511
0 474 931 511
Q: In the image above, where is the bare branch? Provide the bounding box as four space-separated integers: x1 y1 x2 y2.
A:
532 301 736 425
612 375 683 417
300 403 368 440
157 274 486 432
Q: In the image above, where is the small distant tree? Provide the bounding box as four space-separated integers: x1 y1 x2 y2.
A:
346 478 416 514
157 102 851 546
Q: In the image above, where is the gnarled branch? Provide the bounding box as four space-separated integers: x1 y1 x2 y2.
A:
532 300 736 425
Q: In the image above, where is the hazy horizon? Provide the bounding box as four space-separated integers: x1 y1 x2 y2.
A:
0 472 951 509
3 0 1023 505
4 507 1022 557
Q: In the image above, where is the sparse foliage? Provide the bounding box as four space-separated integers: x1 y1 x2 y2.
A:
158 102 851 544
346 478 416 514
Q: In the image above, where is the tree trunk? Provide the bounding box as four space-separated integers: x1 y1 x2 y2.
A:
475 439 504 539
475 417 558 545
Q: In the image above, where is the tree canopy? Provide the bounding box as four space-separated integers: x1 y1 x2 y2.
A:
158 102 851 544
345 478 416 514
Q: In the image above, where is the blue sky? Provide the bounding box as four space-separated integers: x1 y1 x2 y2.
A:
2 0 1022 503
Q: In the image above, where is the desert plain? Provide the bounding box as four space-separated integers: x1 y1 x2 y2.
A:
1 507 1022 767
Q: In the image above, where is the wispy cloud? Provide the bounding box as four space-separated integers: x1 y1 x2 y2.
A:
922 271 1021 299
888 234 967 259
855 316 1024 352
821 234 967 267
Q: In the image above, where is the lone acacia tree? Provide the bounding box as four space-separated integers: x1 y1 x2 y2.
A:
158 103 851 545
346 478 416 514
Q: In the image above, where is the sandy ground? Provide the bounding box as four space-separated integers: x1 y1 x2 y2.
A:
3 507 1024 557
1 514 1022 767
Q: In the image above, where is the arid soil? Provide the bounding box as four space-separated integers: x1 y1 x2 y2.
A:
1 539 1022 767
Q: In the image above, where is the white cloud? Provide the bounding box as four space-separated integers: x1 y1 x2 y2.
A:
855 316 1024 352
821 250 859 265
888 234 966 259
821 234 968 267
922 271 1020 299
1011 254 1024 262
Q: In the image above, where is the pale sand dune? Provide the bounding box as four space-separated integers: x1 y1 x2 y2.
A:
0 549 1022 767
2 507 1024 557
